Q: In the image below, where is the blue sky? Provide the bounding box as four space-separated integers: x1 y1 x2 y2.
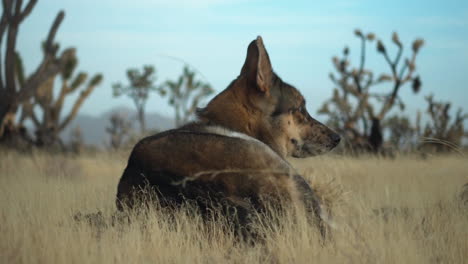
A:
16 0 468 123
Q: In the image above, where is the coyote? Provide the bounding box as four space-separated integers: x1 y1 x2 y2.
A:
116 36 340 239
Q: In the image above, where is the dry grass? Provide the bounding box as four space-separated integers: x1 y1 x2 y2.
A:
0 149 467 263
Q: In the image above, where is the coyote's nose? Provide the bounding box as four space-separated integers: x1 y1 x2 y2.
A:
331 133 341 146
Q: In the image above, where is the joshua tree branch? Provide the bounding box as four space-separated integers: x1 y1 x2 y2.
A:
363 72 374 91
2 1 13 20
398 61 408 82
378 43 414 119
403 53 417 82
4 6 19 94
0 13 7 90
58 81 98 131
53 80 69 113
43 10 64 55
394 44 403 67
14 0 22 16
382 51 396 78
1 1 36 91
354 36 366 94
378 80 401 119
19 0 36 22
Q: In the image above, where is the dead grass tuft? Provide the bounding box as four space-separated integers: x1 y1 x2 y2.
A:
1 150 467 263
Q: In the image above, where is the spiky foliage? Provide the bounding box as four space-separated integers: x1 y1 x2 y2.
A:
113 65 165 133
164 65 213 127
319 29 424 153
0 1 75 140
419 95 467 152
106 112 133 150
18 47 103 147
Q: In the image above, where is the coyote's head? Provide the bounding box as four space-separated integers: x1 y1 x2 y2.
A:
198 36 340 158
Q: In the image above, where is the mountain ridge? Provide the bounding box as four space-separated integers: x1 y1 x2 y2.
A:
61 106 174 146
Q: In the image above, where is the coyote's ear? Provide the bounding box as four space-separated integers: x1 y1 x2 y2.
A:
240 36 273 93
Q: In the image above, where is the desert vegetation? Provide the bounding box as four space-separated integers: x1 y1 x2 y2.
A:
0 2 75 147
319 30 467 154
0 151 467 263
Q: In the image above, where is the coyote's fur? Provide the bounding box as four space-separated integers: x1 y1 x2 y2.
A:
116 36 340 239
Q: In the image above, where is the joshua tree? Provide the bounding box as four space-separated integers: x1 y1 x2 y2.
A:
19 47 103 147
113 65 164 133
69 126 84 154
164 65 213 127
106 112 133 150
419 94 467 151
319 29 424 153
0 1 75 141
384 114 417 150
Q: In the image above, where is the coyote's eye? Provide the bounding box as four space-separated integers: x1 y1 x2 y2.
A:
288 105 306 116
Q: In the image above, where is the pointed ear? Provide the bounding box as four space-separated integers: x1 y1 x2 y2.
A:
240 36 273 93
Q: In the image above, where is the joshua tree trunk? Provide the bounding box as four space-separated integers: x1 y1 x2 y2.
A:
0 102 18 137
175 105 181 127
137 106 146 133
369 118 383 153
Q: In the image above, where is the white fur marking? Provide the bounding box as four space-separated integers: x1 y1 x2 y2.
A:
203 126 290 168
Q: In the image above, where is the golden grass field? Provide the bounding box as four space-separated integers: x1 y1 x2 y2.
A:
1 149 467 263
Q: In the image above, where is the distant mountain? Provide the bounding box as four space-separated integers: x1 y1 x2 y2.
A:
61 106 174 146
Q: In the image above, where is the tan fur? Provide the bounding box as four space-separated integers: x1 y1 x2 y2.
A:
115 36 340 240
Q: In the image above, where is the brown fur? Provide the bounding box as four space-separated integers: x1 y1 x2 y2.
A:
116 36 340 240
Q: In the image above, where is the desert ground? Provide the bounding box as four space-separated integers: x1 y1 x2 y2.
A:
1 149 467 263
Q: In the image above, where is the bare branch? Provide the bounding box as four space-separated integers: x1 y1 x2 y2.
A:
398 60 409 82
402 53 417 82
44 10 64 56
0 13 8 90
53 80 69 113
355 35 366 94
59 78 100 131
2 0 13 21
4 10 19 93
14 0 22 17
394 44 403 67
19 0 37 22
382 50 396 78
